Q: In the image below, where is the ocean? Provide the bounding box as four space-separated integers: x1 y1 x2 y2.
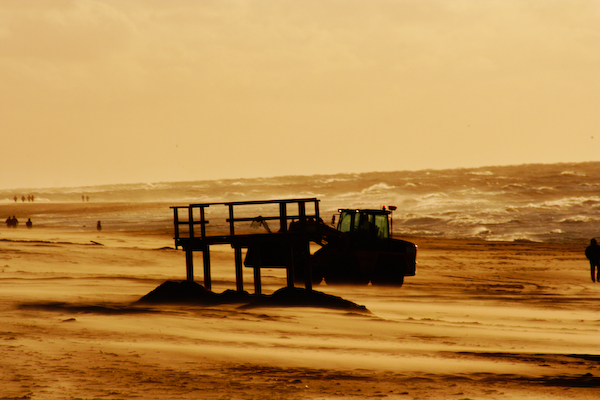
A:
1 162 599 244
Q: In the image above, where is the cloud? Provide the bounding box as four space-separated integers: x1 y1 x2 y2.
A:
0 0 598 189
3 0 597 93
0 0 139 93
2 1 134 60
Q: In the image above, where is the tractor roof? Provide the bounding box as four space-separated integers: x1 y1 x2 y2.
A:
338 209 391 215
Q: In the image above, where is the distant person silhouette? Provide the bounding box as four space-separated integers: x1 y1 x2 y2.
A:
6 216 18 228
585 238 600 282
26 218 32 229
97 221 102 231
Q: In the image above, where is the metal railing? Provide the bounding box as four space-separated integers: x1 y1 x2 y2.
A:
172 198 320 244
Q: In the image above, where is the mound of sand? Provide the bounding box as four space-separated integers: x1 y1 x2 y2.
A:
136 280 251 305
241 286 369 312
136 280 369 312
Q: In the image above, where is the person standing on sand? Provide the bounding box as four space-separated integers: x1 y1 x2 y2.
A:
585 238 600 282
97 221 102 231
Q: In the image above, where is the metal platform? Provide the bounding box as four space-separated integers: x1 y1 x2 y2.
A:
171 198 321 294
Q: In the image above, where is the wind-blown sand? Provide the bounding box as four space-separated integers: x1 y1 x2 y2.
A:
1 226 599 399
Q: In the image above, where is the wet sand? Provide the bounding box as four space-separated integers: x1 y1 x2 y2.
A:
1 226 599 399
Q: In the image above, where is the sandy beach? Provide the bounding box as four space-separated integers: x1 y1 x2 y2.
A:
1 220 599 399
3 0 598 397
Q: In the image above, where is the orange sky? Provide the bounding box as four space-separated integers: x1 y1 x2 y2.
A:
1 0 599 190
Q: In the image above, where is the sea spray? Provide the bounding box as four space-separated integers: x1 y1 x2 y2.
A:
1 161 599 243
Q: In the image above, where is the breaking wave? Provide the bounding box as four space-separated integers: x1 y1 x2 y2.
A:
1 161 599 243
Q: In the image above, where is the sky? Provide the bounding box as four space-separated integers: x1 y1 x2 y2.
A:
1 0 599 190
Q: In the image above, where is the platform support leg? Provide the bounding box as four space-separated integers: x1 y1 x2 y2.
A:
303 241 313 291
253 267 261 295
234 247 244 293
286 262 295 289
285 245 295 288
203 246 212 291
185 250 194 282
252 248 262 295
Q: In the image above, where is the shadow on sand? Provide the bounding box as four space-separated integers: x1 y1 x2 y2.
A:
16 281 369 316
17 302 158 315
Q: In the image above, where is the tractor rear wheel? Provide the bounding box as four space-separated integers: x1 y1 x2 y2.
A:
371 258 405 287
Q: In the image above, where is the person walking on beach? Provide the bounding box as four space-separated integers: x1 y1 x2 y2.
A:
585 238 600 282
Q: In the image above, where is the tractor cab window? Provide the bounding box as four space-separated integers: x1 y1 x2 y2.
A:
356 213 372 235
337 210 389 239
356 212 389 239
374 214 389 239
337 210 353 233
354 212 362 231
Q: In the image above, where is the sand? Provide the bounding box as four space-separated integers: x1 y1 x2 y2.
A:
1 225 599 399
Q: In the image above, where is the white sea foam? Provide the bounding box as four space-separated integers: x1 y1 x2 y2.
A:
2 161 599 242
360 183 397 193
561 170 586 176
467 171 494 176
559 215 596 224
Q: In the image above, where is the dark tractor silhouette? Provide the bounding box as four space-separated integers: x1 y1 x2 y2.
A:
311 208 416 286
244 207 417 287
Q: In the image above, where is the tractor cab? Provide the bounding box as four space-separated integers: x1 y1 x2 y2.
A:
336 209 390 239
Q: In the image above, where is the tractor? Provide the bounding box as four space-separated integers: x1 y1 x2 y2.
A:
244 206 417 287
310 208 417 286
